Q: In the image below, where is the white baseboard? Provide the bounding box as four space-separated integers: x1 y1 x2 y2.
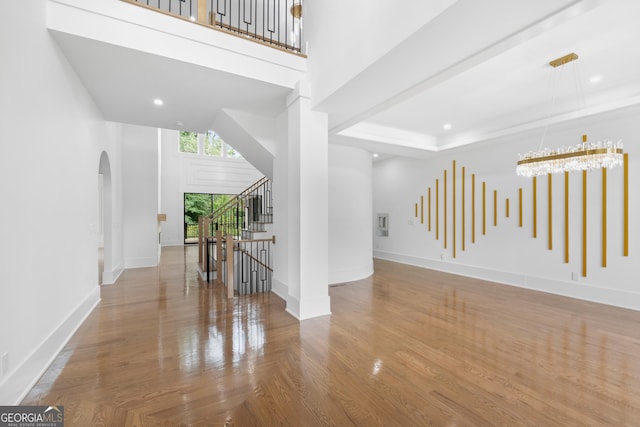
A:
101 262 123 285
161 240 184 247
373 250 640 312
329 262 373 285
271 277 288 302
124 257 158 269
0 286 101 405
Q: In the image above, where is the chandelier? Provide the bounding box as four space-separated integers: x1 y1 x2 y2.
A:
516 53 624 177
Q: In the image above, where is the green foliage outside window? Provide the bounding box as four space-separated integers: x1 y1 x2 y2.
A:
179 131 198 153
184 193 212 224
205 131 223 156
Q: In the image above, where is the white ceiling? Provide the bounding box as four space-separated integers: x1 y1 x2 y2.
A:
49 0 640 159
50 30 290 134
335 0 640 157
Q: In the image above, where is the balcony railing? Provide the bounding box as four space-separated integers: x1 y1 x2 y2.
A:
123 0 305 54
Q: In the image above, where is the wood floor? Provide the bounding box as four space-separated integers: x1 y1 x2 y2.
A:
23 246 640 426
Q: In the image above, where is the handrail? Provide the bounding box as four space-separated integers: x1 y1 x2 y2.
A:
205 232 274 296
236 247 273 272
120 0 305 55
198 177 274 295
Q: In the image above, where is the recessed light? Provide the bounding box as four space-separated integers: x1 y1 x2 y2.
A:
153 98 164 106
373 153 379 158
443 123 452 131
589 75 602 84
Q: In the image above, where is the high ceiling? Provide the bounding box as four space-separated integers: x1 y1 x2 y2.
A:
49 0 640 160
328 0 640 158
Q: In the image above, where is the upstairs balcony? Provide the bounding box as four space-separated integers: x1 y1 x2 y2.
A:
122 0 305 55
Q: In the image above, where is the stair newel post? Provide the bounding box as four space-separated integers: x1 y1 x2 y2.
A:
197 216 203 265
225 234 234 298
216 229 223 286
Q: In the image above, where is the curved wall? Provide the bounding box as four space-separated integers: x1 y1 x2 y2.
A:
328 145 374 284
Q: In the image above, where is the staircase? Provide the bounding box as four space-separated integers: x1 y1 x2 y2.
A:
198 177 274 296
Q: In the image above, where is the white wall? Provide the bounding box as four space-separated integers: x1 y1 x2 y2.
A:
160 129 263 246
305 0 456 105
0 0 123 404
373 105 640 310
328 145 373 284
123 124 159 268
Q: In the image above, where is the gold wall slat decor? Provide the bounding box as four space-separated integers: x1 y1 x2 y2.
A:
493 190 497 227
602 167 607 268
415 203 418 218
582 170 587 277
506 198 510 218
548 174 552 251
444 169 448 249
482 181 487 235
472 174 476 243
462 167 466 251
624 153 629 256
421 195 424 225
565 172 569 263
533 177 538 238
428 187 432 232
519 188 523 227
436 179 439 241
453 161 457 258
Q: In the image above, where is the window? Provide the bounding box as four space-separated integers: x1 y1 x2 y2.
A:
204 130 243 159
179 131 198 153
183 193 236 243
179 130 243 158
204 131 223 156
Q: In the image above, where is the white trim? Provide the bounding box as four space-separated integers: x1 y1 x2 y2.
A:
373 250 640 312
271 277 288 302
329 263 374 285
0 287 101 405
101 262 123 285
124 257 158 269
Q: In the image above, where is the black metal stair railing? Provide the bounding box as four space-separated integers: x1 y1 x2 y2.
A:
198 176 274 296
123 0 304 54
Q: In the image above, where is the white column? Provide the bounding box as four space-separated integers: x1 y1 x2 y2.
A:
274 81 331 320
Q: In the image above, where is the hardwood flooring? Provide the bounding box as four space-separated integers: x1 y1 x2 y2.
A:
23 246 640 425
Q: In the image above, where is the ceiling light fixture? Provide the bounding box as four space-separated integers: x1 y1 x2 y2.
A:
373 153 379 158
589 75 602 84
153 98 164 106
443 123 452 131
516 53 623 177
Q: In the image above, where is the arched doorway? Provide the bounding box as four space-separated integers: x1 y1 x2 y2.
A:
98 151 112 285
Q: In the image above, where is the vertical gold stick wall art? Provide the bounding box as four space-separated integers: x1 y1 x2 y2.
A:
453 161 457 258
413 152 629 274
472 174 476 243
565 172 569 263
493 190 497 226
482 182 487 235
548 174 553 250
462 167 466 251
602 167 607 268
428 187 432 232
624 153 629 256
582 170 587 277
436 179 439 241
533 177 537 238
519 188 523 227
444 170 448 249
